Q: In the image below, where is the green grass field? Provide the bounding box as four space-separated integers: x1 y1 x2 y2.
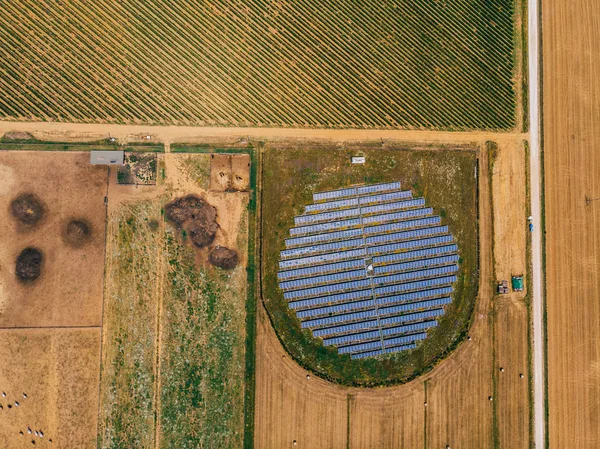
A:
1 0 515 130
261 144 479 386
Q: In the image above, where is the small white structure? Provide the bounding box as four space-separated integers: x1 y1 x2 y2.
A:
351 156 366 164
90 150 124 165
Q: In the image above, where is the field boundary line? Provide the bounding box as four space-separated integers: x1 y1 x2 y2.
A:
152 213 166 449
0 325 103 330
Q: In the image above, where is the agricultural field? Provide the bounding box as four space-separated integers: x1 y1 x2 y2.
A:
0 0 518 130
255 140 532 448
260 143 479 385
98 152 252 449
543 0 600 447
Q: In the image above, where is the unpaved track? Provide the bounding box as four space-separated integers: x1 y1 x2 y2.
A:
527 0 545 444
0 121 525 147
543 0 600 447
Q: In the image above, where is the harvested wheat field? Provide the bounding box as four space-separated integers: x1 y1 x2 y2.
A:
544 0 600 447
0 151 107 327
255 142 531 448
99 152 251 449
0 328 101 449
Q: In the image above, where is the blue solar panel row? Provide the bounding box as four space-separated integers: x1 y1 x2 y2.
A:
375 287 454 306
383 332 427 349
378 297 452 317
368 235 454 256
313 187 358 202
278 259 365 281
285 228 362 248
361 207 433 225
280 269 365 291
357 182 401 195
289 218 362 237
280 238 364 260
364 216 441 235
296 299 375 319
312 318 379 338
365 225 448 245
380 310 444 327
338 339 383 354
278 248 367 270
289 289 373 310
381 321 438 338
373 265 458 286
374 255 459 276
373 244 458 266
358 190 412 206
301 308 377 329
323 329 381 346
374 275 457 297
383 342 417 355
351 349 384 359
361 198 425 216
295 208 360 226
305 197 359 213
284 278 372 300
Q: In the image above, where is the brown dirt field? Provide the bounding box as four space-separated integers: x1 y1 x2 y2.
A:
209 153 250 192
544 0 600 447
494 296 530 449
0 328 101 449
492 140 527 287
0 152 107 327
254 143 531 448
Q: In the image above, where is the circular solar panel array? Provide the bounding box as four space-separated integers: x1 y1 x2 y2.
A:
277 182 459 360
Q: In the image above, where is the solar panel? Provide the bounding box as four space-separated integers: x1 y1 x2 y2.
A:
382 332 427 349
374 276 457 297
302 308 378 329
295 208 360 226
305 197 359 213
373 245 458 265
313 187 358 202
280 238 365 260
312 318 379 338
280 269 365 291
357 182 401 195
373 265 458 286
289 289 373 310
278 259 365 280
285 228 363 248
364 216 441 235
365 226 448 245
361 198 426 216
278 247 367 270
375 287 454 306
289 218 362 236
280 182 461 359
358 190 412 206
361 207 433 225
374 255 459 275
351 349 384 359
367 235 454 256
378 297 452 316
296 299 375 319
284 278 372 300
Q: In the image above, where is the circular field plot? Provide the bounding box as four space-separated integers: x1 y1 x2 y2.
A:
278 182 459 360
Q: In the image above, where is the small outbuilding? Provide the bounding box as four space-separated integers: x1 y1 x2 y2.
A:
351 156 366 164
90 150 124 165
511 275 524 291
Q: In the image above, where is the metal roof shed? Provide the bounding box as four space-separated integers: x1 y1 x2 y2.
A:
90 150 124 165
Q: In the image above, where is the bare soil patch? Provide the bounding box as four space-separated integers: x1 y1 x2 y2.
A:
210 153 250 192
62 219 92 248
0 151 107 327
3 131 34 141
208 246 239 269
165 195 218 248
10 193 46 228
0 328 101 449
15 248 44 283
